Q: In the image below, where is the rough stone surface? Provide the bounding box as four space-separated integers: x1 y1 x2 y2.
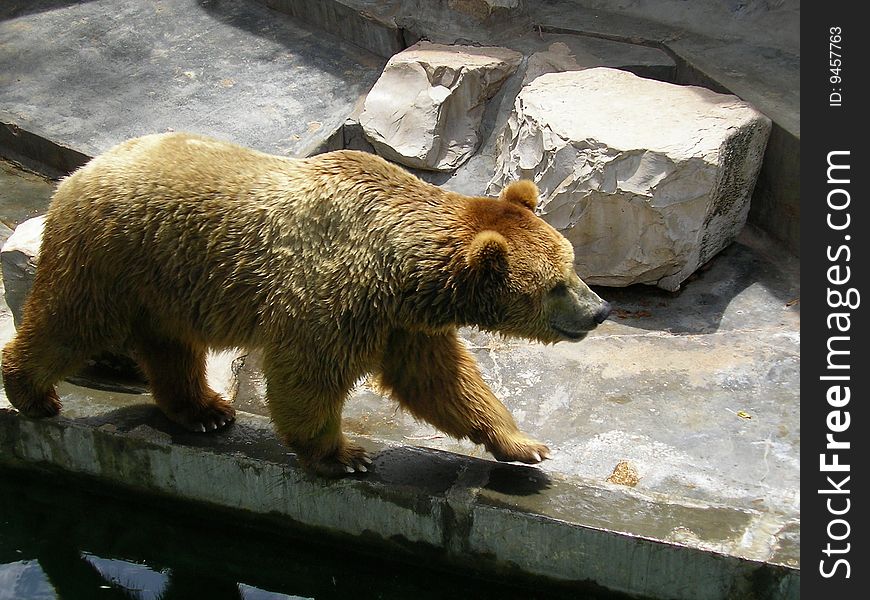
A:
360 42 522 171
527 2 800 254
488 67 771 290
0 217 242 398
398 0 532 45
256 0 406 58
522 40 602 87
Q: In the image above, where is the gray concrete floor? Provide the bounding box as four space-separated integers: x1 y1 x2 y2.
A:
0 1 800 597
0 0 385 161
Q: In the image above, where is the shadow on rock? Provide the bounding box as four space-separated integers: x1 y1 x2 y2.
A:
598 226 799 335
0 0 100 21
73 402 166 432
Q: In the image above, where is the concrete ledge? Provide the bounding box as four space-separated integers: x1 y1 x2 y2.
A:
256 0 406 58
0 396 798 600
0 122 89 180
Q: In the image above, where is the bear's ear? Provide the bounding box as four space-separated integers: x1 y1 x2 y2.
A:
467 230 509 273
499 180 539 211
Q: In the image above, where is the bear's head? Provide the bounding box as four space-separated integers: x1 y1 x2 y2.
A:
458 180 610 344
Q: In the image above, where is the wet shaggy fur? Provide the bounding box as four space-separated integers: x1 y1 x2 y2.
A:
2 132 607 475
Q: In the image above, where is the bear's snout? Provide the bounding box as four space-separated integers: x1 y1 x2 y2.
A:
593 301 612 324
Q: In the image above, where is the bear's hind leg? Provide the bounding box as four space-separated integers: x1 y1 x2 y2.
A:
2 333 66 418
2 310 96 418
377 329 550 464
134 336 235 432
262 353 369 476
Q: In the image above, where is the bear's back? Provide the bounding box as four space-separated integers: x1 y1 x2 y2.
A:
37 133 455 348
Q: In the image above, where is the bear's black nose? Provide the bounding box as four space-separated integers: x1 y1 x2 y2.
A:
593 301 612 324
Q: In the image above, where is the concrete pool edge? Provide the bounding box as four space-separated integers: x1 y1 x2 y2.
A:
0 405 799 600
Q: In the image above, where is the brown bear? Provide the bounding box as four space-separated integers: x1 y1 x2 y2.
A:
2 132 610 476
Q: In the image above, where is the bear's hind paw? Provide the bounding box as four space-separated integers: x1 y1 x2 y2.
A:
2 368 62 418
13 392 62 419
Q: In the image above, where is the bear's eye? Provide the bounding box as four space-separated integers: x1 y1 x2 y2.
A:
550 282 569 296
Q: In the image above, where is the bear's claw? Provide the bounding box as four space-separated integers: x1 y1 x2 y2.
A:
486 434 551 465
186 417 235 433
171 397 237 433
309 442 372 477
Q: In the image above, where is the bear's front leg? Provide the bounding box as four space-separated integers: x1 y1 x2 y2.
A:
135 335 236 432
262 351 371 476
377 329 550 464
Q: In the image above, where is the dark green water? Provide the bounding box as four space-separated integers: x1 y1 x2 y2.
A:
0 468 609 600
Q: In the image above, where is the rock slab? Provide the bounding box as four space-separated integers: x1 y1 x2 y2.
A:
360 42 522 171
488 67 771 290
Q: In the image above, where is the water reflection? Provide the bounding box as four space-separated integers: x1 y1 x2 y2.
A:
1 560 56 600
0 468 590 600
82 555 169 599
0 552 312 600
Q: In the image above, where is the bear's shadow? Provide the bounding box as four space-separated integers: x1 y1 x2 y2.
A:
72 403 297 466
72 404 553 496
367 444 552 497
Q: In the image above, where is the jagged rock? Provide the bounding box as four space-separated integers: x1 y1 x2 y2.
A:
0 217 244 398
488 67 771 290
522 41 588 86
439 36 676 197
0 215 43 328
360 41 522 171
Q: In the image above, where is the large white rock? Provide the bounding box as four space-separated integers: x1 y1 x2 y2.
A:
488 68 771 290
360 41 522 171
0 217 244 398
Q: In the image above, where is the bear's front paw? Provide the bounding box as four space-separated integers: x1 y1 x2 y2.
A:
486 434 551 465
308 442 373 478
168 393 236 433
